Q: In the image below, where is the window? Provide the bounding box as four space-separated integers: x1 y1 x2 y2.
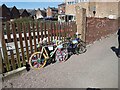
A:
71 1 73 4
67 2 70 4
75 0 78 3
78 0 81 2
60 7 62 9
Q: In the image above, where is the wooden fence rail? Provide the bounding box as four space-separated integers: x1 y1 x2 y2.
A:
1 21 77 73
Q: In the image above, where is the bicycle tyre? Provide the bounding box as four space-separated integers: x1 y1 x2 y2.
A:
62 48 69 61
55 49 63 62
77 43 86 54
55 49 68 62
29 52 47 70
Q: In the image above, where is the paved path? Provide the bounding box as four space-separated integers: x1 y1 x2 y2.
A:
2 34 118 88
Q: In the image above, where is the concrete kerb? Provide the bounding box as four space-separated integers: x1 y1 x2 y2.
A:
2 66 26 81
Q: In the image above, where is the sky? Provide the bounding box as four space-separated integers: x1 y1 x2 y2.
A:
0 0 64 9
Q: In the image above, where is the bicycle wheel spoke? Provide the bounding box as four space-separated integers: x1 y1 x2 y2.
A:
55 48 68 62
29 52 47 69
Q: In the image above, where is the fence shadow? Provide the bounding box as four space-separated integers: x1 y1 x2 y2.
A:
111 46 119 57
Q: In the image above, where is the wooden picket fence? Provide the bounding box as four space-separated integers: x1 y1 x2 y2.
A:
1 21 77 73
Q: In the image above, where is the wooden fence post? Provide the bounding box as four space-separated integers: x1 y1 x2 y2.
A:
50 22 53 41
47 22 50 44
0 22 2 73
56 22 58 40
6 22 11 43
12 22 21 68
40 22 43 40
10 50 16 70
36 21 40 43
44 22 47 38
28 22 33 55
18 22 26 66
0 49 2 74
32 22 37 52
2 22 11 71
23 23 29 62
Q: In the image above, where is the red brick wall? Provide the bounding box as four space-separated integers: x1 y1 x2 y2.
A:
86 17 118 44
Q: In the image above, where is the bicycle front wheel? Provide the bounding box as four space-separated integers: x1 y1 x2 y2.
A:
29 52 47 70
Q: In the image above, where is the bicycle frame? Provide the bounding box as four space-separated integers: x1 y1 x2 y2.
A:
40 45 59 60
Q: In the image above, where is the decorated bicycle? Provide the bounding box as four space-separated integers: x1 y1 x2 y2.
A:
29 38 68 70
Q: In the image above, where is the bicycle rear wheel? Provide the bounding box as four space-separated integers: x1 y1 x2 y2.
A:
29 52 47 70
77 43 86 54
55 49 68 62
62 48 68 61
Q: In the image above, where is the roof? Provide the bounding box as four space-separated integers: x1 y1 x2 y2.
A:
8 8 13 11
40 10 46 17
58 3 66 6
27 9 33 13
19 9 25 14
9 6 18 12
48 7 58 11
29 9 36 16
19 9 30 15
2 4 7 8
2 4 10 11
29 9 46 17
1 4 11 14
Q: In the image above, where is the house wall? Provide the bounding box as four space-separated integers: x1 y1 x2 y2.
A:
65 2 92 16
20 10 29 18
47 8 52 17
58 4 66 14
95 2 119 18
65 2 119 18
36 10 43 19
